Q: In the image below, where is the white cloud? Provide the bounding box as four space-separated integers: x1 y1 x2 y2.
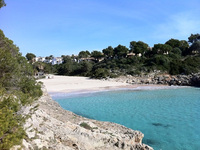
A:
153 11 200 41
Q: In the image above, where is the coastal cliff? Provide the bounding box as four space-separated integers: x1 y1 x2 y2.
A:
12 88 153 150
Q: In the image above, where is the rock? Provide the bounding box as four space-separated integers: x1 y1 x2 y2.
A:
112 72 200 87
12 88 153 150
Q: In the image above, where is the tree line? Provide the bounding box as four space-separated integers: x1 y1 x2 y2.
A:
28 34 200 78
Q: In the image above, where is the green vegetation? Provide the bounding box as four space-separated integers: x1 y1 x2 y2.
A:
37 34 199 78
0 0 6 9
80 122 92 130
130 41 148 55
1 0 199 148
26 53 36 64
0 29 42 149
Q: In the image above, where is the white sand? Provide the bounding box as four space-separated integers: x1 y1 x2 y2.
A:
39 75 130 93
39 75 178 94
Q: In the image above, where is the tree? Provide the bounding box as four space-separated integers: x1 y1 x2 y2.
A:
62 55 72 63
71 54 77 61
188 33 200 44
0 30 19 56
186 33 200 55
188 41 200 54
78 51 90 58
92 68 110 79
85 50 90 56
0 106 25 149
26 53 36 63
0 48 18 88
179 40 189 55
152 44 172 54
0 0 6 9
170 47 182 56
151 54 171 71
78 61 93 76
165 39 189 55
130 41 149 55
165 39 181 48
169 60 182 75
0 28 42 149
182 56 200 74
91 50 103 61
102 46 114 58
58 62 73 75
114 45 129 58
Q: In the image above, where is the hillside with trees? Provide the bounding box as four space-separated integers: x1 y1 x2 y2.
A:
0 1 42 148
32 34 200 79
0 29 42 149
0 30 43 149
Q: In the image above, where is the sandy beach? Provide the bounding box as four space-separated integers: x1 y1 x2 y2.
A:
39 75 173 94
39 75 131 93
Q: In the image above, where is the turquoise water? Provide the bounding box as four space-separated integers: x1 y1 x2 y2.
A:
52 87 200 150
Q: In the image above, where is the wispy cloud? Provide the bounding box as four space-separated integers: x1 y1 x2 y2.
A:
153 11 200 41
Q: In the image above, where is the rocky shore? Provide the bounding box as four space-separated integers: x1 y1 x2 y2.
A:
11 72 200 149
13 88 153 150
111 72 200 87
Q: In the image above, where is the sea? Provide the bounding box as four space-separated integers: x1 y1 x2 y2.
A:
51 87 200 150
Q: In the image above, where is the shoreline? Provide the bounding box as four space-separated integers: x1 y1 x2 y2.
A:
18 87 154 150
39 75 186 96
49 84 186 99
26 75 191 150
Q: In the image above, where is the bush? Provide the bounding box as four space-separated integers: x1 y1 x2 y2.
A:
92 68 110 79
80 122 92 130
19 78 42 100
181 56 200 74
169 60 182 75
0 102 25 149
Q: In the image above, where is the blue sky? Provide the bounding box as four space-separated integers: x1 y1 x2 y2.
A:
0 0 199 57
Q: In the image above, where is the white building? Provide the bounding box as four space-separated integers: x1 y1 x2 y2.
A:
52 57 63 65
34 57 63 65
34 57 46 62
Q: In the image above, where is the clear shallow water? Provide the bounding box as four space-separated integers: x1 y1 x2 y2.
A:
52 87 200 150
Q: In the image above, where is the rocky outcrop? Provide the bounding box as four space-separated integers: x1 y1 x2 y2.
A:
12 88 153 150
111 72 200 87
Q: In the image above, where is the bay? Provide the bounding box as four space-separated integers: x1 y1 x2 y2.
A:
52 87 200 150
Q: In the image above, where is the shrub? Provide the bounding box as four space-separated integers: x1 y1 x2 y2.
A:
80 122 92 130
0 106 25 149
92 68 110 79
